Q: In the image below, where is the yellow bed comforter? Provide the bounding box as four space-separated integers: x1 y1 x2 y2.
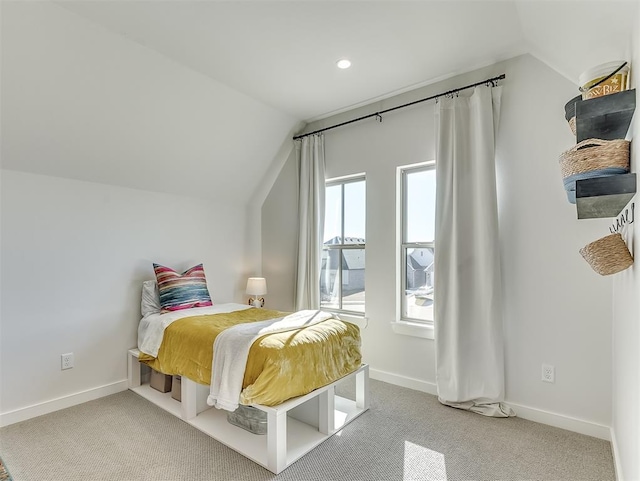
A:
138 308 362 406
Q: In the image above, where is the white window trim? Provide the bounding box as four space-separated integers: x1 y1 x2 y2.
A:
339 313 369 330
326 172 366 184
321 174 366 316
395 160 436 338
391 320 434 340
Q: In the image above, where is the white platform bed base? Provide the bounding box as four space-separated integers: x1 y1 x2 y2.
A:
127 349 370 474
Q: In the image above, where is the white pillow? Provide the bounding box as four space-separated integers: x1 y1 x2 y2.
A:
141 280 161 317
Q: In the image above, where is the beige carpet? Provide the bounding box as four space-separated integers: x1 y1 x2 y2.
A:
0 379 614 481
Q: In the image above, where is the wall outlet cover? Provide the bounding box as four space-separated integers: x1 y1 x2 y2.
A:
61 353 74 370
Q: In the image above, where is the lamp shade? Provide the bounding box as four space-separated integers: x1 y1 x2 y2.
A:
246 277 267 296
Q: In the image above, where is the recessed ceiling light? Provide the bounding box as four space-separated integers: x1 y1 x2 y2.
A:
336 59 351 69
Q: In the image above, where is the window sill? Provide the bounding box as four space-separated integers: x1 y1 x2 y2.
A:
391 321 434 340
332 312 369 329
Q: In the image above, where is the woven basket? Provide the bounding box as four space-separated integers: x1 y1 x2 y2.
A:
559 138 630 179
579 233 634 276
564 95 581 136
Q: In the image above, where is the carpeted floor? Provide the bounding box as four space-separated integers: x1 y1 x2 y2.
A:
0 379 615 481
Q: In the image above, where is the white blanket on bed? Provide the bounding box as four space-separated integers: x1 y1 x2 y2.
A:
207 309 336 411
138 303 250 357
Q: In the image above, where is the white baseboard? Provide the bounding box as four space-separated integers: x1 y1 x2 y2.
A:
370 367 438 396
0 380 128 427
508 402 610 440
1 371 613 443
369 368 610 441
610 428 623 480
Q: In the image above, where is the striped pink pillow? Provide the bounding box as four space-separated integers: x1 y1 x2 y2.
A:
153 263 213 312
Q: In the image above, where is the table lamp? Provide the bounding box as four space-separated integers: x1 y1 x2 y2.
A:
246 277 267 307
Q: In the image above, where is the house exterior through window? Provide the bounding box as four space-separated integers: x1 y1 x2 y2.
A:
320 175 366 315
400 162 435 323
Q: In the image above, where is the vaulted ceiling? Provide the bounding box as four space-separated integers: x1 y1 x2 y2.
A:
54 0 638 121
2 1 637 204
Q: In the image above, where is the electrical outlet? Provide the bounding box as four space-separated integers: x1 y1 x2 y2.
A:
542 364 555 383
61 353 74 370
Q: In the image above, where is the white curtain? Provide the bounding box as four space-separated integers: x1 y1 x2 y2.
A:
295 134 326 310
434 85 514 417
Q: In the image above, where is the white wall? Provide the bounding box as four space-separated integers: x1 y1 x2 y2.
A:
0 0 283 423
498 55 612 431
611 11 640 480
261 148 298 312
246 122 304 284
262 54 614 433
0 170 247 420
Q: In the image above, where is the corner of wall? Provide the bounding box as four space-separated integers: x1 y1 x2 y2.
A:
610 9 640 481
243 121 305 279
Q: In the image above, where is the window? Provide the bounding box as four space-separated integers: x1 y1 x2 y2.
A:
321 176 366 314
400 163 436 323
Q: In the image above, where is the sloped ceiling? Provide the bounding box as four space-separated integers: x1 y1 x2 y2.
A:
53 0 528 121
516 1 637 89
2 1 637 203
1 1 298 204
54 0 638 121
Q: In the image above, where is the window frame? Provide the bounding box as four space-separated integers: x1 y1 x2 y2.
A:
321 174 366 316
398 161 436 326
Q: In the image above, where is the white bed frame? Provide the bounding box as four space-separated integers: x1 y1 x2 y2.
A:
127 348 369 474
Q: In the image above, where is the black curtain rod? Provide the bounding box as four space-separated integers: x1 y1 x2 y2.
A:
293 74 506 140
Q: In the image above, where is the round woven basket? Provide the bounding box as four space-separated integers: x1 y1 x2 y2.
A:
564 95 581 136
559 138 630 179
579 233 634 276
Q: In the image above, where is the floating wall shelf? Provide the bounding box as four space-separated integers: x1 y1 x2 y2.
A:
570 88 637 219
576 89 636 142
576 173 636 219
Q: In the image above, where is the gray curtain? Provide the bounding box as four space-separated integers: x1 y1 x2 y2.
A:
434 85 514 417
294 135 325 310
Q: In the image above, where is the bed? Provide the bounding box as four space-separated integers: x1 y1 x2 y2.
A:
128 302 369 474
